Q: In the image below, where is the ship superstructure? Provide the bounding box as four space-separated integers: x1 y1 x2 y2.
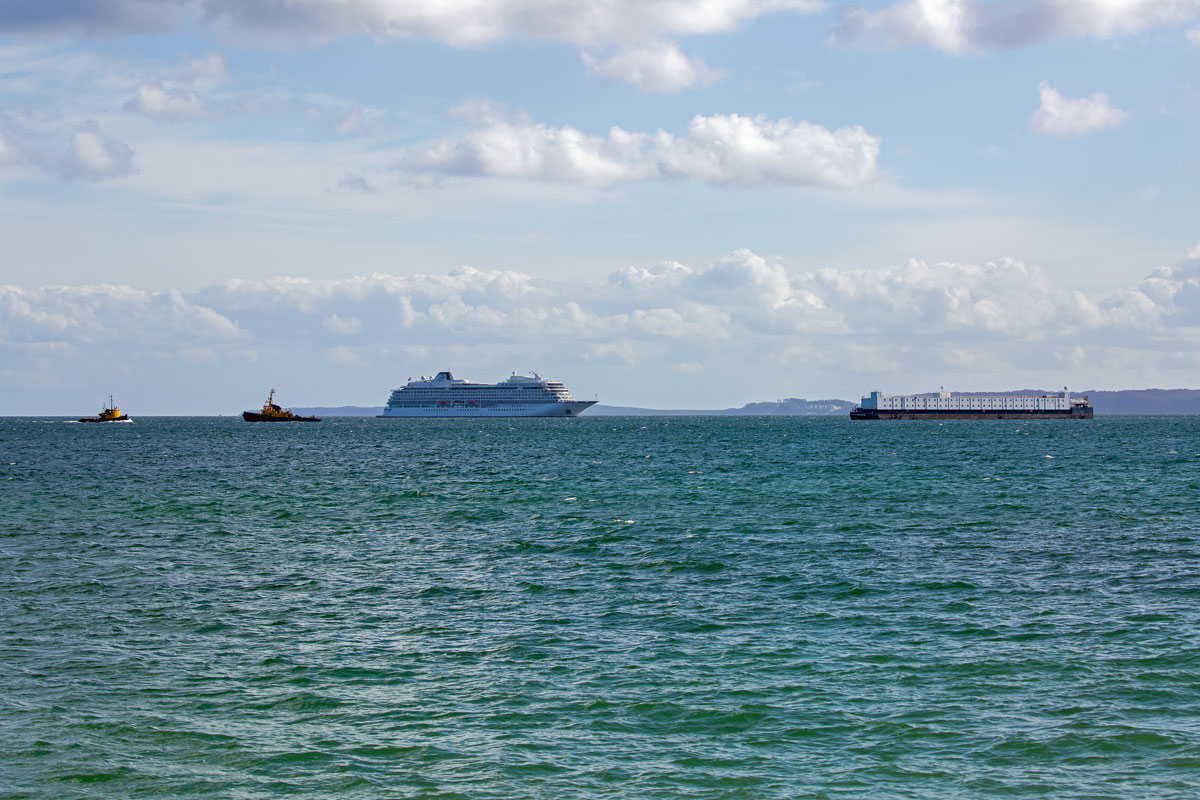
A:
79 395 130 423
379 371 597 418
851 387 1093 420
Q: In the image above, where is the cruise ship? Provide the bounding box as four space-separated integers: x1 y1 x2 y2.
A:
850 387 1094 420
379 371 597 418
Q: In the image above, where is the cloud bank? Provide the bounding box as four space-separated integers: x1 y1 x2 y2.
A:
4 248 1199 411
830 0 1200 53
419 108 881 188
7 251 1198 353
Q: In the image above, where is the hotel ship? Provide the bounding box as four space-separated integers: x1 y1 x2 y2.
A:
850 387 1093 420
379 371 597 418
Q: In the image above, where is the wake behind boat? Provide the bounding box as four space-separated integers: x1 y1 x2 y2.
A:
242 389 321 422
379 371 596 418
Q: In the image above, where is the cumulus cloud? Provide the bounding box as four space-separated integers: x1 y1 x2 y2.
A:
830 0 975 53
0 0 824 45
0 112 136 181
125 84 207 118
323 313 362 334
6 248 1200 410
116 51 229 120
418 107 881 188
0 130 18 163
65 128 136 180
1031 82 1128 137
0 2 821 95
0 284 239 346
7 248 1198 355
829 0 1200 52
583 40 723 93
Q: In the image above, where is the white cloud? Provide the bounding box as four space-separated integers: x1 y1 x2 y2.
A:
830 0 975 53
829 0 1200 52
1 113 137 180
0 131 18 163
0 1 825 46
67 129 134 180
0 284 240 345
323 313 362 334
1187 25 1200 42
125 84 207 118
583 40 723 93
0 3 817 96
6 248 1200 410
419 108 880 188
210 0 827 47
1031 82 1128 137
8 248 1198 353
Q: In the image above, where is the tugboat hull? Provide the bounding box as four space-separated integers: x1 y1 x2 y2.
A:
242 411 321 422
79 415 130 423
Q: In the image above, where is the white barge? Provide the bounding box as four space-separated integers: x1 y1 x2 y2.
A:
379 371 597 418
850 387 1093 420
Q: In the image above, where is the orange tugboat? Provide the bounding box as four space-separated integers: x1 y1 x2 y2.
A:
79 395 130 423
242 388 321 422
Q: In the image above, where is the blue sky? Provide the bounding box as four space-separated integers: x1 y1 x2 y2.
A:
1 1 1199 413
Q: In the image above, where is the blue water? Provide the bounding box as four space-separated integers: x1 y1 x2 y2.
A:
2 416 1198 798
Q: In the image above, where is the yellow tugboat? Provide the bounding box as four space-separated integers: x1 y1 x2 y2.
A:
242 388 321 422
79 395 130 423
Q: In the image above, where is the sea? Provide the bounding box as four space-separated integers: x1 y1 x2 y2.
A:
1 415 1198 799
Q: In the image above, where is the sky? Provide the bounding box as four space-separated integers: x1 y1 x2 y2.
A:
1 0 1198 414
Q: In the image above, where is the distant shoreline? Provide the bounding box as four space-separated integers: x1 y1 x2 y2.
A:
9 389 1197 418
290 389 1200 417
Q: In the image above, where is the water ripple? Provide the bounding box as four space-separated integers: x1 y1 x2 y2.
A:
1 415 1199 798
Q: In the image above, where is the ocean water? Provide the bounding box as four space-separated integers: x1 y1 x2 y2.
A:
1 415 1198 799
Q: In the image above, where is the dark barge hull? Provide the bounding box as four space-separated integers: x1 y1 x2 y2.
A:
850 409 1093 420
241 412 322 422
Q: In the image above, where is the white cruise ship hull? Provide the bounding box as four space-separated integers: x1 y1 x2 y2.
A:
379 400 596 418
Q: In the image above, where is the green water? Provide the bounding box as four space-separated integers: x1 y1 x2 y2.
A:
2 416 1198 798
